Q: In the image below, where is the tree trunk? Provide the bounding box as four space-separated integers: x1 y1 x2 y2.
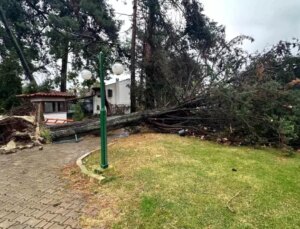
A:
48 96 208 140
138 65 145 107
144 54 155 109
48 107 178 140
0 7 37 86
144 2 156 109
60 40 69 92
130 0 138 113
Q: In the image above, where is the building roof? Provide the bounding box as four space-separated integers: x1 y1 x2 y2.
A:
17 91 75 99
106 77 130 86
92 78 131 90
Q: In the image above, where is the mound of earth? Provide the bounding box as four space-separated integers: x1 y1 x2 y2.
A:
0 116 44 154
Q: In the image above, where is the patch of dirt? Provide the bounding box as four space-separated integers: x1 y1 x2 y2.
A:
62 163 123 229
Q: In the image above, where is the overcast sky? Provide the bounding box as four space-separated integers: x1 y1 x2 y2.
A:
109 0 300 53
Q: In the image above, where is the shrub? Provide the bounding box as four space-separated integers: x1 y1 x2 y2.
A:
73 103 85 121
40 127 52 144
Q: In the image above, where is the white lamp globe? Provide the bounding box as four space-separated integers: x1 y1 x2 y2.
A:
112 62 124 75
81 69 92 80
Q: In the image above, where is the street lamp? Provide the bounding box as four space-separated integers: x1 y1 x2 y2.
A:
81 52 124 169
112 62 124 75
80 69 92 80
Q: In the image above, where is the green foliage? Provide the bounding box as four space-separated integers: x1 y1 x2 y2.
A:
0 0 119 91
22 83 38 95
22 80 54 94
73 103 85 121
182 0 219 51
162 40 300 149
39 80 55 92
0 0 45 84
40 127 52 144
214 80 300 148
0 57 22 112
136 0 251 108
44 0 119 91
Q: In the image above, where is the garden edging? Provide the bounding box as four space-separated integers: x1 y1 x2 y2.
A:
76 147 106 181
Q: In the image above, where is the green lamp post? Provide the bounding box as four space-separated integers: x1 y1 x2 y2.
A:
81 52 124 169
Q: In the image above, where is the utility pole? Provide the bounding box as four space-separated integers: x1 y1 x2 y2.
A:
130 0 138 112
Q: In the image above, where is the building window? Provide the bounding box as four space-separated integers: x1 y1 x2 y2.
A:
44 102 54 113
58 102 65 112
108 89 113 98
44 102 66 113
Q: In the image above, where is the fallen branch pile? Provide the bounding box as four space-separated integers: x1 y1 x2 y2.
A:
9 101 36 116
0 116 44 154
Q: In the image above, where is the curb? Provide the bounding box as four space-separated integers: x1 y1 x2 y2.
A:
76 143 115 182
76 148 105 182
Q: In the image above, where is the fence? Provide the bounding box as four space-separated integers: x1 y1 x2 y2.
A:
110 104 130 115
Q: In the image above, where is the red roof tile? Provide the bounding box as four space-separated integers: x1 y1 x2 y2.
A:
17 91 75 98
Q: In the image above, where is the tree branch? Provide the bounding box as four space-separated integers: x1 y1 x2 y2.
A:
0 6 37 86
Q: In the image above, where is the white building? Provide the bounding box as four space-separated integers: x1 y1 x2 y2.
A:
91 78 131 115
106 78 131 107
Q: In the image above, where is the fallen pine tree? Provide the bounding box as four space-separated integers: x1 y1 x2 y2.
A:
48 82 300 151
47 41 300 150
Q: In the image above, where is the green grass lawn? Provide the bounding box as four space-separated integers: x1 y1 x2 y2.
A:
81 133 300 229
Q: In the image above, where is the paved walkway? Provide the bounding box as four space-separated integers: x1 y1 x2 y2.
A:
0 136 99 229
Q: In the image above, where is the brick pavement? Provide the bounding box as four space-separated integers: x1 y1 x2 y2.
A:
0 136 100 229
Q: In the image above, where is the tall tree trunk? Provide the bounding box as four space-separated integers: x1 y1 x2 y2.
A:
0 7 37 86
130 0 138 113
60 40 69 92
144 1 156 109
138 65 145 107
144 46 155 109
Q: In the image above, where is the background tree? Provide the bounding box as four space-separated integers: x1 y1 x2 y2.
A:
0 56 22 112
130 0 138 112
132 0 250 109
0 0 120 93
0 0 47 86
43 0 119 92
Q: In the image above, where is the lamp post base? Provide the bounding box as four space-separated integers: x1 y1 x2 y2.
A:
101 164 109 169
94 165 112 175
